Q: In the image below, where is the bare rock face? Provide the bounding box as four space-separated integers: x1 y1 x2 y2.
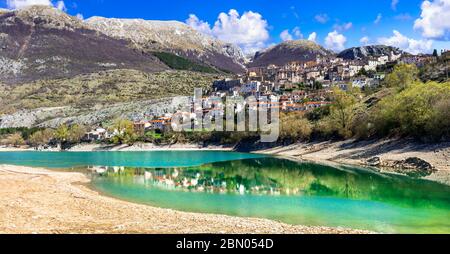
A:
394 157 435 172
85 17 247 73
366 156 436 177
337 45 402 60
248 40 333 68
0 6 169 84
366 157 381 167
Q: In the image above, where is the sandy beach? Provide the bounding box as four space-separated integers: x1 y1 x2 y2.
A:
0 165 370 234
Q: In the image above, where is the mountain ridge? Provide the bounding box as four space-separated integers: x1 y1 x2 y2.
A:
0 6 169 84
85 16 247 73
248 40 334 67
337 45 403 60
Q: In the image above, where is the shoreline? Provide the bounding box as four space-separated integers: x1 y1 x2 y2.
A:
254 139 450 185
2 138 449 185
0 164 371 234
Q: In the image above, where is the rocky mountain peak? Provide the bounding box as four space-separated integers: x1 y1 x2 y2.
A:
337 45 403 60
2 5 86 31
85 16 246 72
249 40 333 67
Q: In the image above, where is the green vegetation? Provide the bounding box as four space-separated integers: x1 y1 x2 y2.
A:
0 127 43 140
281 63 449 142
55 124 87 144
108 119 138 145
0 132 25 147
280 112 312 141
371 81 450 139
153 52 219 74
383 64 419 90
28 129 55 146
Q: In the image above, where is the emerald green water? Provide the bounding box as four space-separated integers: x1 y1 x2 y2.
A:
1 151 449 233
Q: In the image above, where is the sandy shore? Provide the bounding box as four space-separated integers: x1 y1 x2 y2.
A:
257 139 450 185
0 165 370 234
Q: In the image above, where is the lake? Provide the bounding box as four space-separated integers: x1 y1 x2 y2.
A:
1 151 449 233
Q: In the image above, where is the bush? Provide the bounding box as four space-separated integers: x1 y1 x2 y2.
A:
109 119 138 145
383 63 419 90
28 129 55 146
280 112 313 141
0 132 26 147
317 87 363 138
371 81 450 140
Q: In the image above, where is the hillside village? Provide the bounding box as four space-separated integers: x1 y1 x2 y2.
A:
0 6 448 148
79 49 448 142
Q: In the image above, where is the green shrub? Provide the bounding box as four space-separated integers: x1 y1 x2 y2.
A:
372 81 450 139
153 52 219 73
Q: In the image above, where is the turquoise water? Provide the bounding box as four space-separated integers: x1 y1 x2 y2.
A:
1 151 449 233
0 151 264 168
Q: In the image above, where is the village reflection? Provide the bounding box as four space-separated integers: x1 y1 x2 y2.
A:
87 157 450 207
88 163 283 195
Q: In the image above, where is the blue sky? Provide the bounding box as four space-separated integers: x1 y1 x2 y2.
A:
1 0 449 54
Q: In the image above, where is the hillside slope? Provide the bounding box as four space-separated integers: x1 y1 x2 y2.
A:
0 6 169 84
85 17 246 73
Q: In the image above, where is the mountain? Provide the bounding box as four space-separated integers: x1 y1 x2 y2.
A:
0 6 168 84
85 17 246 73
248 40 334 68
337 45 402 60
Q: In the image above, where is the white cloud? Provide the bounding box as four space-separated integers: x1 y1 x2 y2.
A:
394 13 412 21
391 0 400 11
292 27 302 38
314 13 329 24
290 6 299 19
324 30 347 52
55 0 65 11
280 27 303 41
414 0 450 40
6 0 67 12
360 36 370 45
333 22 353 31
6 0 52 9
280 29 293 41
186 9 270 54
374 13 382 25
75 13 84 20
186 14 213 36
378 30 433 54
308 32 317 42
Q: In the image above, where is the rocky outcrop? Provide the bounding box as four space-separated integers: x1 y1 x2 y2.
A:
366 157 381 166
392 157 435 171
248 40 333 67
366 156 436 177
337 45 402 60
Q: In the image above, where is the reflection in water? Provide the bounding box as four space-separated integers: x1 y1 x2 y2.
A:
88 157 450 233
3 151 448 232
89 158 450 208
